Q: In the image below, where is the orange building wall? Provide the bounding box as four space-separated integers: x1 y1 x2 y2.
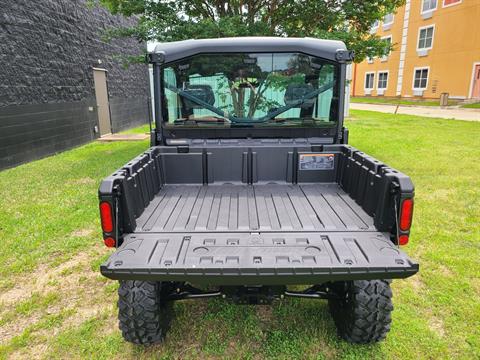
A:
352 0 480 99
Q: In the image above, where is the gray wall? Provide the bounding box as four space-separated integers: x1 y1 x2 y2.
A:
0 0 149 170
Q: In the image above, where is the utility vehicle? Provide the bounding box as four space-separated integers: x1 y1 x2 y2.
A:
98 37 418 345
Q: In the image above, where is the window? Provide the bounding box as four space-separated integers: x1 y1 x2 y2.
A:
370 20 379 33
383 13 394 25
413 68 429 90
418 26 434 50
443 0 461 7
422 0 437 13
381 36 392 61
378 72 389 89
162 52 339 127
365 73 375 89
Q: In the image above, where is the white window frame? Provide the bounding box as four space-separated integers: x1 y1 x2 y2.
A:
442 0 462 8
412 66 430 91
381 35 392 61
364 72 376 90
377 71 389 89
370 20 379 33
421 0 438 14
417 25 435 51
383 13 394 26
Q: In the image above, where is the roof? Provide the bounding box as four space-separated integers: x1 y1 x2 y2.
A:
151 37 349 63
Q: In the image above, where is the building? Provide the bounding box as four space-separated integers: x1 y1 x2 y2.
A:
0 0 150 170
351 0 480 100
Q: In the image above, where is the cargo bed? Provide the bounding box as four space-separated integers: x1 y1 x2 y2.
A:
101 147 418 285
136 183 375 233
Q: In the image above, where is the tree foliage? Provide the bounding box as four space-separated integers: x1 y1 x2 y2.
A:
99 0 405 62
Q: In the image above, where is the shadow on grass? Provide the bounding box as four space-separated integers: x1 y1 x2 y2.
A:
134 297 386 360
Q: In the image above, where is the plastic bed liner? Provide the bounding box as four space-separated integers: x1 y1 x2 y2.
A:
135 183 376 233
101 183 418 284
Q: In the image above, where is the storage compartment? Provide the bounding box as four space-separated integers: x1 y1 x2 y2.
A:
99 142 417 283
101 143 413 235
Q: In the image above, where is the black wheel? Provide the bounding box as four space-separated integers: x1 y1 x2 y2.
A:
328 280 393 344
118 280 173 345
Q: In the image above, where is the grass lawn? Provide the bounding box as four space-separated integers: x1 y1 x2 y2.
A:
120 123 151 134
0 111 479 359
350 96 459 107
461 102 480 109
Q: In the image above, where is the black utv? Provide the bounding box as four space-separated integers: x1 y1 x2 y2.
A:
98 37 418 345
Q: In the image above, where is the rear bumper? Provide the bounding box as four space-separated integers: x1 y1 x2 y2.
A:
101 232 419 285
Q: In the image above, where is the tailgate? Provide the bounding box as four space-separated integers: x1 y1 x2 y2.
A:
101 232 418 285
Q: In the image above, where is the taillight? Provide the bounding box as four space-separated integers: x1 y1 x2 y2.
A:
104 237 116 248
399 199 413 231
99 201 114 233
398 235 409 246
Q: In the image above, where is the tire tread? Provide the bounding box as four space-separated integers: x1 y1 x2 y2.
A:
118 280 170 345
329 279 393 344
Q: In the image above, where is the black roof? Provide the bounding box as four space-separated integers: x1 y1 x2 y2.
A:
151 37 348 63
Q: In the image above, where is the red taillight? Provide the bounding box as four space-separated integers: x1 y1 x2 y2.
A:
104 237 116 248
99 201 114 233
399 199 413 231
399 235 409 246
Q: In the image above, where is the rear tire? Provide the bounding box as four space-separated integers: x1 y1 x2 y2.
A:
118 280 173 345
328 280 393 344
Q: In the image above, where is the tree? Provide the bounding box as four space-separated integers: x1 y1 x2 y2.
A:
99 0 405 62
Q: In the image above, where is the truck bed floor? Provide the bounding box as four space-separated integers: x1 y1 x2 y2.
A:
136 183 376 233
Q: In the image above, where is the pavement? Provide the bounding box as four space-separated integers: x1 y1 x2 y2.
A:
350 103 480 122
97 133 149 142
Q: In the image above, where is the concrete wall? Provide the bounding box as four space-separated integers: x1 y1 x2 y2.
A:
0 0 149 170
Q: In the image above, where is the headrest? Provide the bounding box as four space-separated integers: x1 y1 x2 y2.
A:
183 84 215 109
284 84 316 108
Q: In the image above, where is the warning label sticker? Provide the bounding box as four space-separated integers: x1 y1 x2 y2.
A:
298 153 335 171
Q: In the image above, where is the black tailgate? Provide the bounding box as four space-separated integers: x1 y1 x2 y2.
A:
101 232 418 285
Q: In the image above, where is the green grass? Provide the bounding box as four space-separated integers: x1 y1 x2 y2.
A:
0 115 479 359
120 123 151 134
350 96 459 107
461 102 480 109
0 292 59 326
0 139 149 279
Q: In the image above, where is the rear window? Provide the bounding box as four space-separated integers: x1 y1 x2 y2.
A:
162 52 339 128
